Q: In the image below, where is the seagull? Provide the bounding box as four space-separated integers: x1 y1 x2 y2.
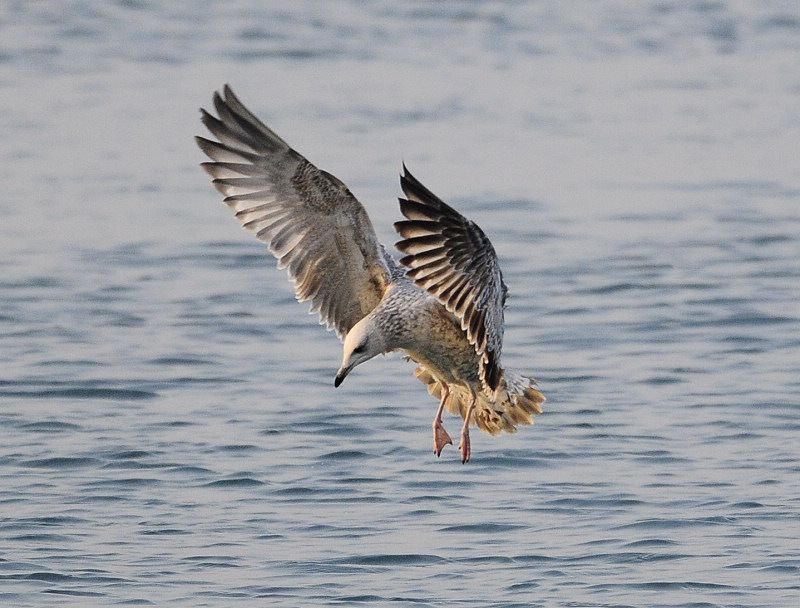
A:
195 85 545 462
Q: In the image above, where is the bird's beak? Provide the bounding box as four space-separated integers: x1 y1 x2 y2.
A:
334 365 351 387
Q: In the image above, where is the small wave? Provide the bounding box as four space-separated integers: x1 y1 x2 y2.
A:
19 421 83 432
0 388 157 400
342 554 444 566
440 522 527 534
22 457 101 469
202 477 265 488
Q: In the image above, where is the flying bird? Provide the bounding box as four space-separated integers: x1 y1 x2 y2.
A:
195 85 544 462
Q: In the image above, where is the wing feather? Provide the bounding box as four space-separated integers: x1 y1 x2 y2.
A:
196 85 391 338
393 166 507 392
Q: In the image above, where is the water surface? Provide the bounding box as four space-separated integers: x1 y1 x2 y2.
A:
1 2 799 606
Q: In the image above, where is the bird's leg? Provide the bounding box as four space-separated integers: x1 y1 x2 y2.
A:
432 382 452 457
459 389 477 464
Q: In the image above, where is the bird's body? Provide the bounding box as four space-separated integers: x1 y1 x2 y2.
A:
196 85 544 462
348 279 481 390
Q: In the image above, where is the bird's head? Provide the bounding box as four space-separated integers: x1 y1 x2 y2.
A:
334 317 384 387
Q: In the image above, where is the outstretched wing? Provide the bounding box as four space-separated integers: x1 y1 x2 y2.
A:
393 166 507 392
195 85 391 339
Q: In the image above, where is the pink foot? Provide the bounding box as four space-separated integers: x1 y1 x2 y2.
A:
433 421 452 457
459 426 471 464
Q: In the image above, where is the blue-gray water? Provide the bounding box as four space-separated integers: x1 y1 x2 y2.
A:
2 2 799 606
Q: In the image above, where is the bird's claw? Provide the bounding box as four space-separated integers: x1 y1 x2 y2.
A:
459 428 471 463
433 422 453 457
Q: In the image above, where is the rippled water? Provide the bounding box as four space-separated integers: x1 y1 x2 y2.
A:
2 2 799 606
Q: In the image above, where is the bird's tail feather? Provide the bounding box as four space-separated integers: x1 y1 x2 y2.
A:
414 366 545 435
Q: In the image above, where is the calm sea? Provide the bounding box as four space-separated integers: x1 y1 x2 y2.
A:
2 2 799 606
